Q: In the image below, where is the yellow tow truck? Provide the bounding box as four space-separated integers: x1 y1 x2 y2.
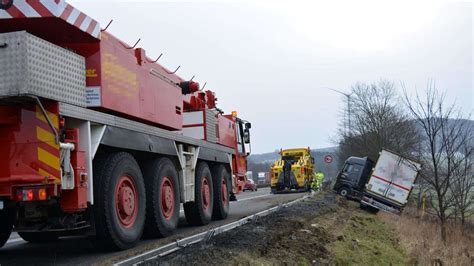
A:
270 148 315 193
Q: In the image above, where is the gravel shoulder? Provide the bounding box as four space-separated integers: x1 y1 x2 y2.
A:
147 192 406 265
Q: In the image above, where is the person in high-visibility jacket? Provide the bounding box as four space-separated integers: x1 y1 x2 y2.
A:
312 171 325 191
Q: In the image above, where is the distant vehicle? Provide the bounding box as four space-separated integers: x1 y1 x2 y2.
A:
334 150 421 215
257 172 269 185
243 179 258 192
333 156 375 200
270 148 314 193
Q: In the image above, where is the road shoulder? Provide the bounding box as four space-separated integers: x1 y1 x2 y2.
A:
147 192 407 265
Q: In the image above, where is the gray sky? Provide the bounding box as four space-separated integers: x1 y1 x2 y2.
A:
71 0 473 154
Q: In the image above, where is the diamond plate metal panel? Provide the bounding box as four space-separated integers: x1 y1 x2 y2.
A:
0 31 86 106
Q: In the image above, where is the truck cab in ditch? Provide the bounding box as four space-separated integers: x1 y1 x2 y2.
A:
333 156 374 200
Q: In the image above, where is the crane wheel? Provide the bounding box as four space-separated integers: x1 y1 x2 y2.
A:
18 232 58 243
211 165 230 220
143 157 180 238
184 162 213 226
0 208 13 248
93 152 146 250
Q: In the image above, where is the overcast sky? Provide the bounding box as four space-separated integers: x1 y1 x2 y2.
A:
70 0 472 154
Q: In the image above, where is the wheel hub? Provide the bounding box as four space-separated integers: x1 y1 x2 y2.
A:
202 177 210 210
119 186 135 216
160 177 175 220
115 176 138 228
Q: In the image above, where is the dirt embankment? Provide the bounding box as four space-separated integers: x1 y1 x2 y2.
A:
146 192 405 265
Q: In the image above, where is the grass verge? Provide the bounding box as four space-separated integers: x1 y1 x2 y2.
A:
327 201 406 265
380 208 474 265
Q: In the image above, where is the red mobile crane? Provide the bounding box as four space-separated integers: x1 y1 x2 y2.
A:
0 0 251 250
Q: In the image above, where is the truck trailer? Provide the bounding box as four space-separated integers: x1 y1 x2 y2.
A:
0 0 251 250
270 148 314 193
334 150 420 215
361 150 421 214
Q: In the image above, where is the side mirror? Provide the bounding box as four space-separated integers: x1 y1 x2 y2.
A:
245 122 252 129
244 130 250 144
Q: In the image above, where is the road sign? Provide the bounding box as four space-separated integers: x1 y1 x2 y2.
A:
324 155 333 164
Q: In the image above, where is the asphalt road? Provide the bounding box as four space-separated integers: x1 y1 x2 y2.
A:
0 187 307 265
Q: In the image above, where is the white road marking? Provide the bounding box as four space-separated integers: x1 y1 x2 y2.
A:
233 193 272 203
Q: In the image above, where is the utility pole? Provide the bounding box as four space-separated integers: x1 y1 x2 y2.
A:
326 88 353 136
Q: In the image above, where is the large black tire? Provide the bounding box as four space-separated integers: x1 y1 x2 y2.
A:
211 165 230 220
338 186 351 198
18 232 58 243
143 157 180 238
184 162 213 226
0 208 14 248
93 152 146 250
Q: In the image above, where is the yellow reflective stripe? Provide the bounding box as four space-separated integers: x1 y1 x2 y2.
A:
37 147 60 171
36 126 59 150
38 168 60 184
35 106 59 129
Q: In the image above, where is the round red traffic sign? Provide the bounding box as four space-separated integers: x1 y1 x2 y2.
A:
324 155 333 164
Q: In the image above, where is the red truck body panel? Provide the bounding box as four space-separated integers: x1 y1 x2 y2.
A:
0 1 184 130
0 103 60 198
217 115 237 148
83 32 184 130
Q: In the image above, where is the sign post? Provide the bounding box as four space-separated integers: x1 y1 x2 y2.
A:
323 155 333 185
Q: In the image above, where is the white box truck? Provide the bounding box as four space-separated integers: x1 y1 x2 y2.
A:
361 150 421 214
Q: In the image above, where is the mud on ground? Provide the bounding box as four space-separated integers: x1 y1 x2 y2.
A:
145 192 405 265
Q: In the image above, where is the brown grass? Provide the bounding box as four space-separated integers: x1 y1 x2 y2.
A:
379 208 474 266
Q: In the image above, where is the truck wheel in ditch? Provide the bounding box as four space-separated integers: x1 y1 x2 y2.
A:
338 187 351 198
0 208 14 248
184 162 213 226
143 157 180 238
212 165 230 220
368 206 380 214
93 152 146 250
18 232 58 243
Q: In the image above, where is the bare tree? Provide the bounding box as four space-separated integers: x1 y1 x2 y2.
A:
404 83 472 242
450 138 474 225
338 80 420 162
